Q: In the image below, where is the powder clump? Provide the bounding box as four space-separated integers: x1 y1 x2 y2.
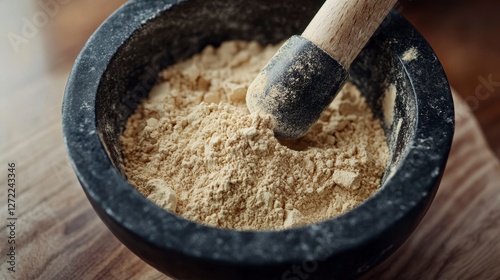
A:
402 47 419 62
121 41 389 230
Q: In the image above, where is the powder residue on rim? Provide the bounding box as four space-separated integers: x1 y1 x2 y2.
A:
402 47 419 62
121 41 389 230
383 84 397 126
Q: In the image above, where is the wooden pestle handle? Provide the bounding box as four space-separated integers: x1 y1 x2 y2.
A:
302 0 398 68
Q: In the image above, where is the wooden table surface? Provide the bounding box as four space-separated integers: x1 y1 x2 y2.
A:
1 1 500 279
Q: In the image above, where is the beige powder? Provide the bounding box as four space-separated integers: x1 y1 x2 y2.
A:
121 41 389 230
402 47 419 62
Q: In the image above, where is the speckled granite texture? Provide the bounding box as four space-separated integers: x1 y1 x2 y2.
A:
62 0 454 279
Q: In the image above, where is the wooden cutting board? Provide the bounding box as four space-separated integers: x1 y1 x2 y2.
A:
363 92 500 279
1 65 500 279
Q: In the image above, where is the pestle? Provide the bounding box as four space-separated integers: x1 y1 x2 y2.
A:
246 0 398 140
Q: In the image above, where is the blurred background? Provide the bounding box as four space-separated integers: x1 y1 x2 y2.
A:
1 0 499 157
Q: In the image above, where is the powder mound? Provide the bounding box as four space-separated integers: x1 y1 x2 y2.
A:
121 41 389 230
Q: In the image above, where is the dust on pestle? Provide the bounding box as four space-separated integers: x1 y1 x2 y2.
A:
246 43 321 139
121 41 389 230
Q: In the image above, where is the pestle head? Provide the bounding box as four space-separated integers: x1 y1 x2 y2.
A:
246 35 349 140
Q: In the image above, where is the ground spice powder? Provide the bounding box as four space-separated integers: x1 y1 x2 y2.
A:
121 41 389 230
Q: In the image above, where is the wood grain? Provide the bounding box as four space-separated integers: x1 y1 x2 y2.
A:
303 0 397 67
0 70 167 279
362 93 500 279
1 1 500 279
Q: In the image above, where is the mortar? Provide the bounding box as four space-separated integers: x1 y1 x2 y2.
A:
62 0 454 279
